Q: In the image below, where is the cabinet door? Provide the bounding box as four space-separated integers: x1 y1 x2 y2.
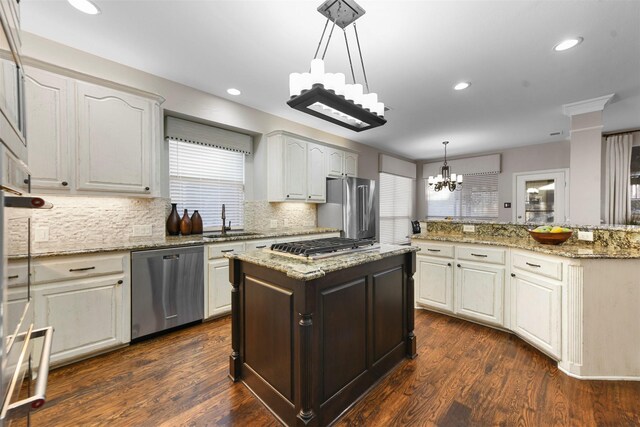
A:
76 81 152 194
207 258 231 318
307 142 326 202
326 147 344 177
283 137 307 200
455 262 504 326
344 152 358 177
33 276 127 365
511 273 561 359
416 255 453 313
24 67 71 191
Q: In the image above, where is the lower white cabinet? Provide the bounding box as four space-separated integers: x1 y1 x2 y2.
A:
455 261 505 327
207 257 232 318
416 255 454 313
31 252 130 366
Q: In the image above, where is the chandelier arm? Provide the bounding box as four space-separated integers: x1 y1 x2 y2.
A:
353 22 370 93
321 18 337 60
343 29 357 84
313 18 331 60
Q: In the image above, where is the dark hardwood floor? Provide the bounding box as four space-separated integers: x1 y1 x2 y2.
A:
32 310 640 426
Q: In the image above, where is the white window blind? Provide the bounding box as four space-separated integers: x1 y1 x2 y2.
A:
169 139 245 229
380 173 415 244
427 173 499 219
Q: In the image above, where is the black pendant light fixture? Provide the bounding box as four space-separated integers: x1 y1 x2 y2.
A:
287 0 386 132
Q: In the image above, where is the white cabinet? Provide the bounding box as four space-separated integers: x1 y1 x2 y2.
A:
205 242 244 319
307 142 326 202
416 255 454 313
31 252 130 366
23 65 161 196
326 146 358 177
455 261 505 327
511 251 562 359
282 136 307 200
24 66 71 191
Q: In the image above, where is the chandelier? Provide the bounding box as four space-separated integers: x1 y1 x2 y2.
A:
428 141 463 192
287 0 386 132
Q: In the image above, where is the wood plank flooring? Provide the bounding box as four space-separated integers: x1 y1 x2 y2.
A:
31 310 640 426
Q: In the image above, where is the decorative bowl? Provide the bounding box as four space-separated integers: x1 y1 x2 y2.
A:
528 230 573 245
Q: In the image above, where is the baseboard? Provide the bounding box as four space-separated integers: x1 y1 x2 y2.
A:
557 365 640 381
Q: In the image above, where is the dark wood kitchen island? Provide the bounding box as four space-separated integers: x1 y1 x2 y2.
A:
226 244 419 427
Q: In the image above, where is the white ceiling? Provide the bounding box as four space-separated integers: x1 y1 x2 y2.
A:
21 0 640 160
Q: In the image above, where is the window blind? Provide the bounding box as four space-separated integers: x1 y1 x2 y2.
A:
426 173 498 219
380 172 415 244
169 139 245 229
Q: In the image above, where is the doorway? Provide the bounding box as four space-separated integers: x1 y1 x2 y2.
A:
514 170 568 224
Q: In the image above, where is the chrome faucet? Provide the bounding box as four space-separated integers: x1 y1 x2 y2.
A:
221 204 231 235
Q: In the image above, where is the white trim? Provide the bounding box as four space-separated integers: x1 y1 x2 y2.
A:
569 124 604 134
558 365 640 381
511 168 570 223
562 94 614 117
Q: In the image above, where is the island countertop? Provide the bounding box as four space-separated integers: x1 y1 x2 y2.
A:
226 243 420 281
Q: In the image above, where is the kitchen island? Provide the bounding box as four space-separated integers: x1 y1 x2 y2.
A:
226 244 419 427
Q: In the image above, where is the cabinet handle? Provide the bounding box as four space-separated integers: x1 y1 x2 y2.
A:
69 266 95 272
145 187 150 191
8 275 19 279
61 181 68 187
471 253 488 258
447 263 451 267
525 262 541 268
221 249 235 253
511 273 516 277
255 245 266 249
117 280 123 285
427 249 441 252
457 264 461 268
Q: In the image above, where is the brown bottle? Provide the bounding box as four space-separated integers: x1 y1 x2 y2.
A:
191 210 203 234
180 209 192 235
166 203 180 236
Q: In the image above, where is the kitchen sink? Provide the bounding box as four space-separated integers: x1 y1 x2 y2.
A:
203 231 260 239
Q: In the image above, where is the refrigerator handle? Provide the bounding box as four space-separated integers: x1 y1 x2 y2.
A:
358 185 368 232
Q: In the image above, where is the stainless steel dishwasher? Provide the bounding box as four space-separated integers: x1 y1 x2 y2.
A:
131 245 204 340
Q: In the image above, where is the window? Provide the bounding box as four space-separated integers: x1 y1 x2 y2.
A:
426 173 499 219
169 139 245 229
380 173 415 244
631 145 640 224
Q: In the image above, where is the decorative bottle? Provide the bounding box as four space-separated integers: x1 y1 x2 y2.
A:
166 203 180 236
180 209 192 235
191 210 203 234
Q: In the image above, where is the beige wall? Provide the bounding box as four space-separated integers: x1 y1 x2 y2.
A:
416 140 571 221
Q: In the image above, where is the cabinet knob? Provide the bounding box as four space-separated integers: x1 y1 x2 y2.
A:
145 186 150 191
457 263 461 268
23 178 29 184
286 195 290 198
61 181 68 187
308 195 311 198
511 273 516 277
117 280 123 285
447 263 451 267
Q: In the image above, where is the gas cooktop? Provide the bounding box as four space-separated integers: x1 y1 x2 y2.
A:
270 237 377 258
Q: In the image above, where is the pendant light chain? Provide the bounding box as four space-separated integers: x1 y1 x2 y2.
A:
313 18 330 60
353 23 370 93
321 18 337 60
344 29 357 84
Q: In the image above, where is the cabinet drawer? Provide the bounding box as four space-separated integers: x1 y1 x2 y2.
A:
7 261 28 287
207 242 245 259
512 252 563 281
412 241 455 258
245 239 276 251
457 246 505 265
32 253 126 284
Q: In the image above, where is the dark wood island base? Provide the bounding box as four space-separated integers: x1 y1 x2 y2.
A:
228 249 417 427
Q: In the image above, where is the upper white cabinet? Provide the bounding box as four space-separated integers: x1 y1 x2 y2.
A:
24 65 161 196
282 136 307 200
24 66 71 191
326 146 358 178
307 142 326 202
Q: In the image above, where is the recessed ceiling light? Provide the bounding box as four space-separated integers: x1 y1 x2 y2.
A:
227 88 241 96
553 37 583 52
68 0 101 14
453 82 470 91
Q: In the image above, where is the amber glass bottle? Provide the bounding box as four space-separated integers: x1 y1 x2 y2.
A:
166 203 180 236
180 209 192 235
191 210 203 234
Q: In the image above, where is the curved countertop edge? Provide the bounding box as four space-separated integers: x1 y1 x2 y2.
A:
226 244 420 281
10 227 341 260
411 233 640 259
421 219 640 232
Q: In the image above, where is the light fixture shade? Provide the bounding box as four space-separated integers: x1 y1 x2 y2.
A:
287 85 387 132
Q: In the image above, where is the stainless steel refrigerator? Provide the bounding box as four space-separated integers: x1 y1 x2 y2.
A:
318 177 377 240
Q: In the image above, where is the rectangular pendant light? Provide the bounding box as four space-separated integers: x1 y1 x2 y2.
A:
287 85 386 132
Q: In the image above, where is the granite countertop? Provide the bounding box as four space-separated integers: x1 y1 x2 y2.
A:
226 244 419 281
13 227 341 260
423 219 640 231
411 233 640 259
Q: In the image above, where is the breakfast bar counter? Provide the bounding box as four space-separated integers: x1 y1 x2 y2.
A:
227 244 419 427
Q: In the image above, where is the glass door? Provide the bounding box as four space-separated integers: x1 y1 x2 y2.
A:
515 171 567 224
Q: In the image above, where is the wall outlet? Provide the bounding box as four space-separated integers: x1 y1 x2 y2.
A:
132 225 153 237
463 225 475 233
269 220 278 229
34 227 49 242
578 231 594 242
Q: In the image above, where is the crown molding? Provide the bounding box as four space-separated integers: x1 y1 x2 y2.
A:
562 94 615 117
